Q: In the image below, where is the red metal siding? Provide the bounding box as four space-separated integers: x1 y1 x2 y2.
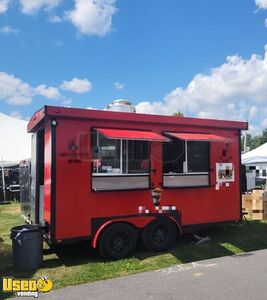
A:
55 120 92 239
44 106 248 130
52 117 241 241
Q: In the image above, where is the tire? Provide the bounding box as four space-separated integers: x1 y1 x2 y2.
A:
98 223 138 260
142 218 177 252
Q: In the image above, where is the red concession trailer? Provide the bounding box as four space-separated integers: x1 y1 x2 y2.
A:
21 105 248 259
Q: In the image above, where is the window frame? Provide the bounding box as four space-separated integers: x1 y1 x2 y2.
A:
163 139 210 175
90 128 151 192
184 140 210 174
92 130 150 176
162 136 211 188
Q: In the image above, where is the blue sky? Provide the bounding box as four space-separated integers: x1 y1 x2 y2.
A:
0 0 267 134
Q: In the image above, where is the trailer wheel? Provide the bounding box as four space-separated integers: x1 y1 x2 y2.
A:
142 218 177 252
98 223 137 260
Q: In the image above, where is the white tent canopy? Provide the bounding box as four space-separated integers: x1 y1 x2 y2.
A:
242 142 267 165
0 112 31 164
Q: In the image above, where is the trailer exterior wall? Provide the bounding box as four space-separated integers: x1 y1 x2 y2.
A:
28 106 247 245
56 118 240 241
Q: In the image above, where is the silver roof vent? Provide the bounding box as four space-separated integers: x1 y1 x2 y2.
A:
106 99 136 113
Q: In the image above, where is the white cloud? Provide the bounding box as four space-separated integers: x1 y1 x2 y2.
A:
136 47 267 135
0 0 10 13
0 26 20 35
0 72 94 105
10 110 23 119
0 71 63 105
113 81 124 90
35 84 61 99
61 99 72 106
48 14 62 23
248 105 258 119
255 0 267 9
19 0 61 14
248 124 262 136
60 77 92 93
0 72 34 105
261 118 267 128
0 1 117 37
8 95 33 105
65 0 117 36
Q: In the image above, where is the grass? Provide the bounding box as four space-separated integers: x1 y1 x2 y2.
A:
1 202 267 299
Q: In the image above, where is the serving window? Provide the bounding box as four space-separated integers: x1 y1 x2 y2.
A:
91 128 168 191
92 132 121 174
92 130 149 176
187 141 209 173
162 132 231 188
163 134 211 188
163 140 209 174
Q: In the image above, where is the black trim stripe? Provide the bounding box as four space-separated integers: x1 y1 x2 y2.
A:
50 119 57 244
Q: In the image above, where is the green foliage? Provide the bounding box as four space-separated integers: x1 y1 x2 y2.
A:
1 203 267 299
172 112 184 117
260 128 267 145
242 128 267 151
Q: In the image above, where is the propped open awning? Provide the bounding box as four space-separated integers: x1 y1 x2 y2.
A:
96 128 170 142
165 132 232 142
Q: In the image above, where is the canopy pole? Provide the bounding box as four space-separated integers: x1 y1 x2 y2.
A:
1 158 6 202
243 131 247 153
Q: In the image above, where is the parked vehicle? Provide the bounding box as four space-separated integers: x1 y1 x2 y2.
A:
21 105 248 259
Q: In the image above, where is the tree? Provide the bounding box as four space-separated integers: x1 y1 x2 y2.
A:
250 135 261 150
241 128 267 151
172 112 184 117
260 128 267 145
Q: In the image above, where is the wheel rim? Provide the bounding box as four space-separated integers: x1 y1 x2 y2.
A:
110 234 129 253
151 225 168 244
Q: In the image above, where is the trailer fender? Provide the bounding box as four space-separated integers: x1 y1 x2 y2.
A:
91 212 182 248
91 216 156 248
92 221 113 248
169 216 183 236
